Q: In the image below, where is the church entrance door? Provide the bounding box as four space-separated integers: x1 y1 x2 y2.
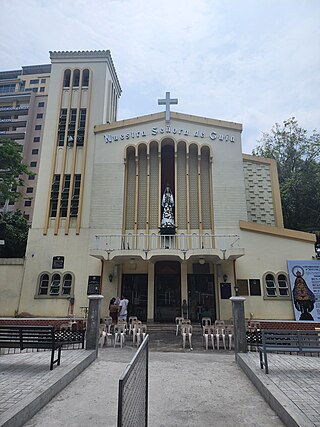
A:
154 261 181 323
187 274 216 323
122 274 148 322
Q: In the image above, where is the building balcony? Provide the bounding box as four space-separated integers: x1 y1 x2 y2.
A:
0 104 29 116
0 130 25 140
90 233 245 264
0 118 27 127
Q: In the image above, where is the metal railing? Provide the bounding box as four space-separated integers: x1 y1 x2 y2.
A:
118 335 149 427
93 233 241 253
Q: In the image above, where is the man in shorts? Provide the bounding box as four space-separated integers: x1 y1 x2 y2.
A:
118 295 129 321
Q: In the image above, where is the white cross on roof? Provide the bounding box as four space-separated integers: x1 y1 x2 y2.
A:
158 92 178 123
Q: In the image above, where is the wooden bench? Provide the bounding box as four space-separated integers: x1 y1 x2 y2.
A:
0 325 63 370
259 329 320 374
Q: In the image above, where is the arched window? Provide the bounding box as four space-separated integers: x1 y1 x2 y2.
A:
37 271 74 298
277 274 289 296
38 273 49 295
265 273 276 296
50 273 61 295
263 272 290 298
62 273 72 295
63 70 71 87
82 69 89 86
73 69 80 87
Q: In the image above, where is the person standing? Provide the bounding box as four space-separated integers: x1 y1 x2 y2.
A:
109 297 119 324
119 295 129 322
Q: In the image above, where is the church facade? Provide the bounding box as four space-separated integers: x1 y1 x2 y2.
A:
3 50 316 322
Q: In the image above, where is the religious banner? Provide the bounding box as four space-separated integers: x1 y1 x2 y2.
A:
287 260 320 322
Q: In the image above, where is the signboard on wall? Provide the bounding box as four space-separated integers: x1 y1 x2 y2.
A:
87 275 101 295
287 260 320 322
52 256 64 269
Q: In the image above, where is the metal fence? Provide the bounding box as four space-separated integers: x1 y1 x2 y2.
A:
118 335 149 427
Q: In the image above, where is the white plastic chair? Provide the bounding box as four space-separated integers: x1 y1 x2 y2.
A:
225 325 234 350
136 324 147 347
181 324 193 349
128 316 138 335
201 317 211 328
203 325 215 350
104 316 113 333
175 317 184 336
132 320 142 344
214 326 226 350
114 324 126 348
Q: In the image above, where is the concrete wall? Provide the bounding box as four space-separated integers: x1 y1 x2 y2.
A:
0 259 24 316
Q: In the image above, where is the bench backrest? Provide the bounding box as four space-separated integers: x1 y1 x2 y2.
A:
0 325 56 348
261 329 319 351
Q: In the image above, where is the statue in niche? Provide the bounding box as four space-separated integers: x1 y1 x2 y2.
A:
292 266 316 321
160 185 176 234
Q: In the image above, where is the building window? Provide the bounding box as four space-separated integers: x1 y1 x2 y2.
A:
32 149 39 155
82 69 89 86
49 174 60 217
26 187 33 194
265 273 276 296
73 69 80 87
0 84 16 93
33 137 40 142
60 175 71 217
24 214 30 221
263 272 290 298
28 175 35 180
37 272 74 297
77 109 86 146
32 88 38 93
30 161 37 167
277 273 289 297
35 125 41 130
30 79 39 84
62 274 72 295
63 69 71 87
58 109 67 146
24 200 31 207
40 87 45 92
50 273 61 295
38 102 45 107
38 273 49 295
36 113 43 119
71 175 81 216
41 78 46 84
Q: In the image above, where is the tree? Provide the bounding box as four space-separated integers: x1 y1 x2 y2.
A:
0 138 34 206
0 210 29 258
252 118 320 232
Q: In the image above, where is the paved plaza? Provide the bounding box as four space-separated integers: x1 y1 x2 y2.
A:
0 342 319 426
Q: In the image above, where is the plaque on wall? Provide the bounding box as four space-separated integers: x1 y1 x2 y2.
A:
52 256 64 269
87 275 101 295
220 282 231 299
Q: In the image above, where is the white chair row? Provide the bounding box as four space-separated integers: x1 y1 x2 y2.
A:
203 325 234 350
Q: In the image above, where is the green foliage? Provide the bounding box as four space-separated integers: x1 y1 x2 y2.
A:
0 210 29 258
252 118 320 232
0 138 35 205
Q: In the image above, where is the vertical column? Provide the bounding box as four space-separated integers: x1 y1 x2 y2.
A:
86 295 104 351
180 262 188 306
230 296 247 358
147 262 155 322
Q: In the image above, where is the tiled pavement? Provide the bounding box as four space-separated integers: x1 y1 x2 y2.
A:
0 349 96 427
238 352 320 427
0 335 319 426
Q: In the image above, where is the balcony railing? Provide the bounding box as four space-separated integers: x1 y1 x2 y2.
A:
93 233 241 253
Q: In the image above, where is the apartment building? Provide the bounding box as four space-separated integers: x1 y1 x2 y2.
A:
0 64 50 222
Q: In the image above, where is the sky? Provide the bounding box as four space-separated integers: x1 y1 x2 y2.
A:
0 0 319 153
